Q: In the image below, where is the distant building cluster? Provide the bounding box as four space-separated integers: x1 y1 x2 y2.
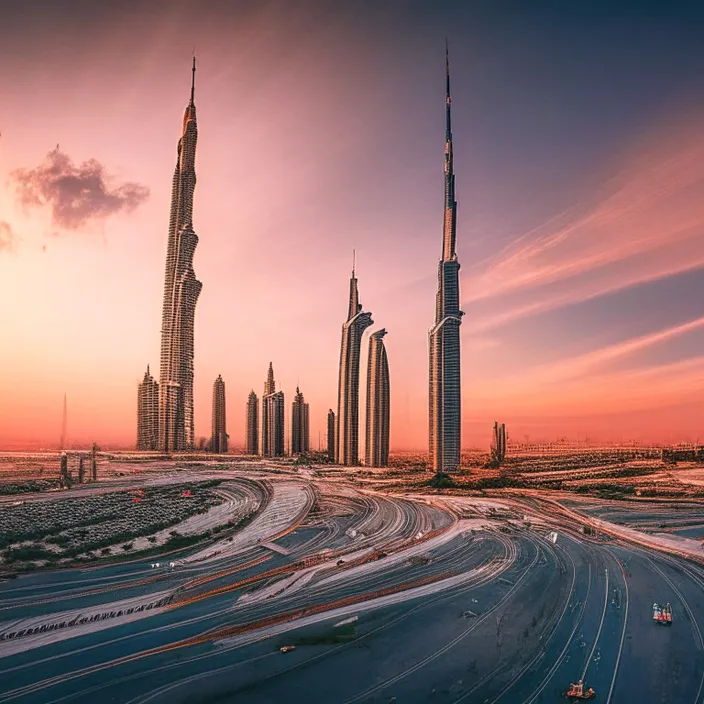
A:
135 50 473 471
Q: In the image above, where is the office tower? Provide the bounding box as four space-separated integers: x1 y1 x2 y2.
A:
327 410 335 461
335 262 373 465
365 329 390 467
261 363 275 456
91 443 97 481
137 365 159 450
59 453 71 489
291 387 310 455
429 45 464 473
262 363 285 457
492 421 507 465
246 391 259 455
158 58 203 451
211 375 228 453
78 456 85 484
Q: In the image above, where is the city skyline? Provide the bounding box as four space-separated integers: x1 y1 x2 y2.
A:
1 2 704 451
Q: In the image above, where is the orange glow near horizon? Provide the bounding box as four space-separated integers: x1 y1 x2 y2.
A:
1 8 703 451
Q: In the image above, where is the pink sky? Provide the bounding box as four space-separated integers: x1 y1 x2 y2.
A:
1 4 703 450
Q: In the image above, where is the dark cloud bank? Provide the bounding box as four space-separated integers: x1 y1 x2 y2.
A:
11 149 149 230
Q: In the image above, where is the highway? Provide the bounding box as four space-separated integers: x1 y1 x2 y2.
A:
1 470 704 702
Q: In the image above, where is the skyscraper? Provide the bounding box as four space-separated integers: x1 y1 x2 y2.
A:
327 409 335 461
137 365 159 450
211 375 228 453
291 387 310 455
429 45 464 473
246 390 259 455
365 329 390 467
491 421 507 465
335 263 373 465
158 58 203 452
261 363 285 457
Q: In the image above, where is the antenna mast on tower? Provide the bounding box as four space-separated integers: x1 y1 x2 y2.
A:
60 393 68 450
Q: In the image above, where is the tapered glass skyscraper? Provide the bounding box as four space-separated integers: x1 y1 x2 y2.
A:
335 265 373 466
365 329 390 467
158 58 203 451
429 46 463 473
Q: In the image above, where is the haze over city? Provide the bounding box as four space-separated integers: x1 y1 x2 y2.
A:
1 0 703 451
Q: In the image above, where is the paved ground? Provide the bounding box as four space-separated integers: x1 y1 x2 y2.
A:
1 469 704 703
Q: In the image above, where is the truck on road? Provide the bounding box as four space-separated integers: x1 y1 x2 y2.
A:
653 602 673 625
563 680 595 700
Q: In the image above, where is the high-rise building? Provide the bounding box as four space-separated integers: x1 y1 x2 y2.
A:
137 365 159 450
491 421 507 465
335 263 373 465
211 375 228 453
246 390 259 455
327 409 335 461
291 387 310 455
429 45 464 473
365 329 390 467
158 58 203 452
261 363 285 457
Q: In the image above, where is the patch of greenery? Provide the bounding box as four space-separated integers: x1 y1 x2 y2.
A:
424 472 456 488
0 480 61 495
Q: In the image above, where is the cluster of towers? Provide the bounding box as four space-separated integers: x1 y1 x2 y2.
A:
244 364 309 457
330 263 390 467
137 46 464 472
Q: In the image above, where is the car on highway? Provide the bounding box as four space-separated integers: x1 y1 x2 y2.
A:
280 645 296 653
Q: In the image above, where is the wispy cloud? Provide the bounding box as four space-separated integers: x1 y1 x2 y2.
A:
472 317 704 414
465 117 704 331
0 221 15 252
10 148 149 230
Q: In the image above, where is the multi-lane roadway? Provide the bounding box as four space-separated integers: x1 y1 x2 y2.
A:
1 470 704 703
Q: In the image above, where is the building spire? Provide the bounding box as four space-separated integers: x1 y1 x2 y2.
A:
190 55 196 105
352 249 356 277
442 41 457 261
445 38 452 140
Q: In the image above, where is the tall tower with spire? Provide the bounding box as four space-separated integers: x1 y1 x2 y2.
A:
335 256 373 465
429 44 464 473
261 363 284 457
59 393 68 451
158 58 203 452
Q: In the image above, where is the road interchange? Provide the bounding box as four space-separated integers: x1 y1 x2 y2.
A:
1 468 704 703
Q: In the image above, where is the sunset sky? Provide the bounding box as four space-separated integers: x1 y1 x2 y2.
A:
1 0 703 450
